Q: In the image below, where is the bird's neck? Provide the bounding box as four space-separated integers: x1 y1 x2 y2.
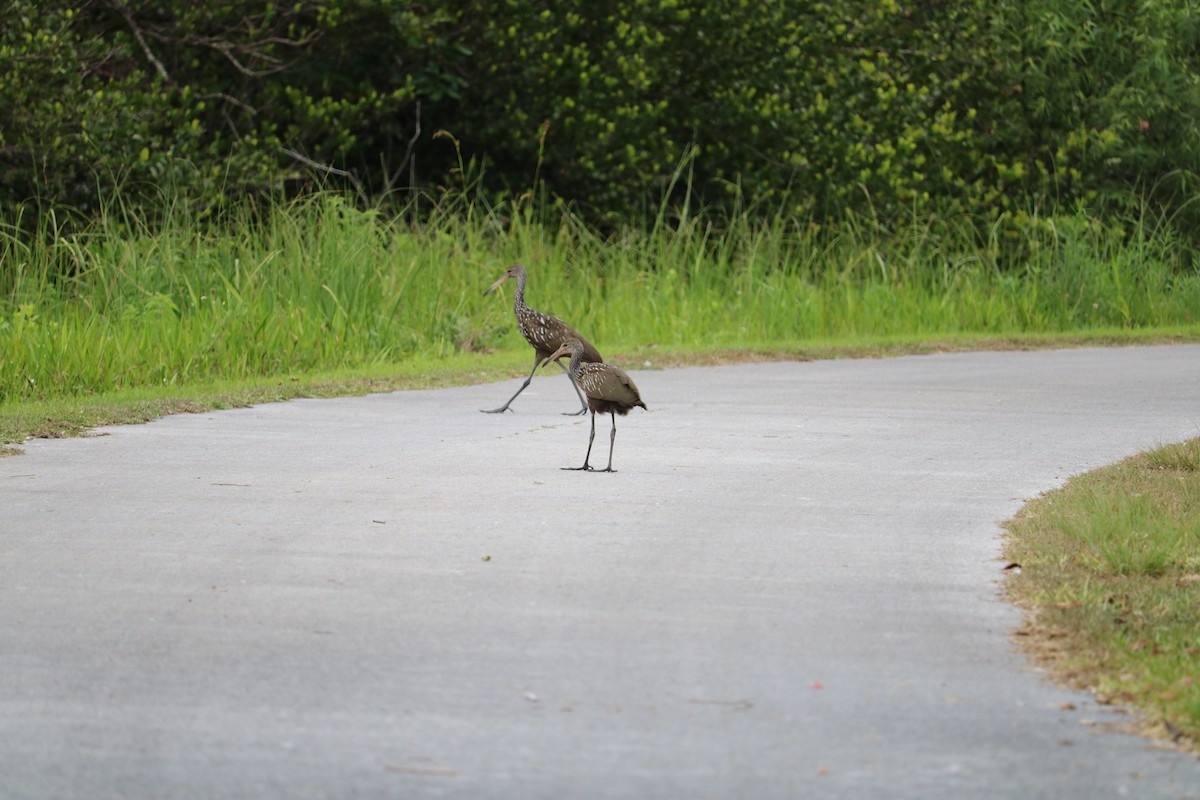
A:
512 273 528 313
567 349 583 375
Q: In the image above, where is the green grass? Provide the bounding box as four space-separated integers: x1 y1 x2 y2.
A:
3 192 1199 408
3 329 1197 455
0 351 521 455
1004 438 1200 753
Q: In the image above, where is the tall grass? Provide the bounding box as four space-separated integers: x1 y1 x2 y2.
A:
2 192 1198 403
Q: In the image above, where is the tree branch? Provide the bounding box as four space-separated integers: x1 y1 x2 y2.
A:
281 147 367 202
386 100 422 193
110 0 170 82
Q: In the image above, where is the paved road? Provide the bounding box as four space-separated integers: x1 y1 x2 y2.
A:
3 345 1200 799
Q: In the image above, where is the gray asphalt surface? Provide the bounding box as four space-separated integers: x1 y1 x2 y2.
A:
3 345 1200 799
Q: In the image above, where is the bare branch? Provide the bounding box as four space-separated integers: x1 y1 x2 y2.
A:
197 92 257 116
110 0 170 82
134 8 323 78
281 147 367 202
386 100 422 193
184 28 322 77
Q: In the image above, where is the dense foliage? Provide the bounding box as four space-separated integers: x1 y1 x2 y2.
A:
2 0 1199 227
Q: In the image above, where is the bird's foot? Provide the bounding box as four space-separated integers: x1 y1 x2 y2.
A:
480 406 514 414
562 408 588 416
561 465 593 471
597 467 616 473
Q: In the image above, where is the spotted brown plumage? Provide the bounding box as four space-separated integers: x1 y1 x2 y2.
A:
481 264 602 415
539 338 646 472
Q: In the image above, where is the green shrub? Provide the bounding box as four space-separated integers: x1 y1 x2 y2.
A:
0 1 432 218
1 1 1198 237
985 0 1200 224
449 0 997 222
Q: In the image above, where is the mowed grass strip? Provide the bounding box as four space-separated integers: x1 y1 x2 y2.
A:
1004 438 1200 753
0 351 535 455
5 331 1199 456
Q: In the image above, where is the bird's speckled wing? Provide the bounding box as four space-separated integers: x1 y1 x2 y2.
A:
580 363 642 406
521 311 603 363
517 310 564 353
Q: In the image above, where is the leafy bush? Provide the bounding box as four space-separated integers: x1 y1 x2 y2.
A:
988 0 1200 225
447 0 997 221
1 0 1198 234
0 1 431 218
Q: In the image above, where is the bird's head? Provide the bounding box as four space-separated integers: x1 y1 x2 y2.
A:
484 263 525 296
539 338 582 369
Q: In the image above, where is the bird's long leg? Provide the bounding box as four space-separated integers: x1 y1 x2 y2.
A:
558 361 589 416
481 353 541 413
563 410 596 471
599 412 618 472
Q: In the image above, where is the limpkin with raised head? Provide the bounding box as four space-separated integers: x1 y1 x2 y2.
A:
482 264 603 415
539 338 646 472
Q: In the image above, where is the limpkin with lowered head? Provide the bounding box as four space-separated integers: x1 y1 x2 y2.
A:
482 264 602 415
540 338 646 472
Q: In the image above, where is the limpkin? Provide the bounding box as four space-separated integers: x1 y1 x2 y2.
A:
539 338 646 472
482 264 602 415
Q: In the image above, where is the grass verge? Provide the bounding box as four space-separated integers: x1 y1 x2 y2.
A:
4 328 1199 455
1004 438 1200 754
0 349 529 455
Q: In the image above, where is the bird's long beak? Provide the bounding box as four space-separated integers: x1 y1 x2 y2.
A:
539 345 570 369
483 273 510 296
